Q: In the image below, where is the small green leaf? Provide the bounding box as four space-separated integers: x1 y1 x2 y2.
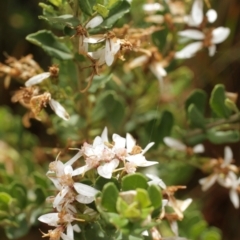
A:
34 187 47 204
88 74 112 93
39 3 56 14
135 189 151 208
185 133 207 146
100 0 130 28
91 91 125 128
185 89 207 114
108 212 129 228
200 229 221 240
124 202 141 218
116 196 129 213
9 183 27 209
93 4 110 17
207 130 240 144
148 185 162 210
101 182 119 212
0 210 9 219
0 192 12 210
39 14 80 28
189 220 207 239
33 172 49 188
5 213 29 239
187 104 206 129
122 173 148 191
210 84 231 118
95 176 120 191
78 0 93 15
145 110 174 147
48 0 62 7
106 0 120 9
225 99 239 113
26 30 73 60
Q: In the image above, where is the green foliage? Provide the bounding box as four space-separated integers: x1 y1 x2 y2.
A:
210 84 231 118
26 30 73 60
185 89 207 114
187 104 206 129
1 0 238 239
101 182 119 212
78 0 93 16
122 173 148 191
99 0 130 27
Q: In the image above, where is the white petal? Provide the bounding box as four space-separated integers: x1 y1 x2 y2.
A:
64 165 73 175
126 133 136 153
163 137 186 151
38 213 59 226
212 27 230 44
149 62 167 86
90 47 106 65
101 127 108 143
127 55 148 69
162 199 168 207
49 99 69 121
206 9 217 23
85 15 103 29
175 41 203 59
75 194 94 204
65 151 82 167
66 223 74 240
97 159 119 179
142 142 155 155
223 146 233 166
191 0 203 25
218 175 233 188
72 165 92 176
208 45 216 57
193 144 204 153
170 221 179 236
105 39 121 66
93 136 103 147
180 198 192 212
178 30 204 40
53 186 69 208
230 189 239 208
61 233 73 240
146 173 166 189
143 3 164 12
25 72 51 87
48 177 62 190
126 154 158 167
72 224 81 232
84 35 105 43
199 174 218 191
112 134 126 149
74 183 99 197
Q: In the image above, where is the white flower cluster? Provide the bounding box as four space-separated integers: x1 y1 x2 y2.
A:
175 0 230 58
72 127 158 179
77 15 121 66
199 146 240 208
38 151 99 240
24 66 69 121
141 0 230 90
38 127 158 239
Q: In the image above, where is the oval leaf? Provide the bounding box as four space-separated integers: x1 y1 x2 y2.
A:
122 173 148 191
26 30 73 60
